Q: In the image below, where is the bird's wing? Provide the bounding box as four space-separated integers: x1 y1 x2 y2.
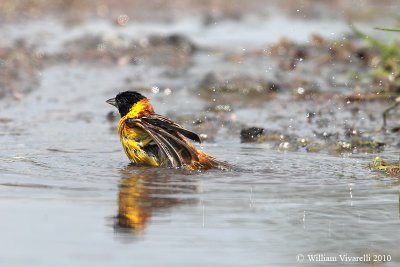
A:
141 114 202 143
126 118 199 168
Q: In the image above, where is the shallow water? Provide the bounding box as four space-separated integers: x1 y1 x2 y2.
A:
1 6 400 267
0 64 399 267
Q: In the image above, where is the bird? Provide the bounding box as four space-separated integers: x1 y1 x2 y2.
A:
106 91 227 170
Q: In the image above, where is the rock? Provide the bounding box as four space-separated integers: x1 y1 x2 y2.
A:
148 34 197 54
240 127 264 142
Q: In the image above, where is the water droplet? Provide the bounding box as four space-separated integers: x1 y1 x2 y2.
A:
297 87 305 95
164 88 172 95
117 14 129 26
151 86 159 94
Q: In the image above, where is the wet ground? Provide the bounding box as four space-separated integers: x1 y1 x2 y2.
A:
1 1 400 266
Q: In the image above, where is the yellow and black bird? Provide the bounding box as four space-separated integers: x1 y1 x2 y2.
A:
106 91 226 170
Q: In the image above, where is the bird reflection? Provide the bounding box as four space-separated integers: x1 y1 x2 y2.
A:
114 165 196 235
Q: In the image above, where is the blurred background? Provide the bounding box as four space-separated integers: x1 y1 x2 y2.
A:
1 1 400 267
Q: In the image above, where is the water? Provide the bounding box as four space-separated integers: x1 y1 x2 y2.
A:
1 136 400 266
1 66 399 266
1 8 400 267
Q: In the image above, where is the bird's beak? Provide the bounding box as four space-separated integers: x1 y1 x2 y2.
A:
106 98 117 107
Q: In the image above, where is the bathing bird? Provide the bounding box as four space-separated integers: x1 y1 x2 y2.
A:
107 91 227 170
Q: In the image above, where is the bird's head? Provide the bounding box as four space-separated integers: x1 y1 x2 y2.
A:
106 91 152 117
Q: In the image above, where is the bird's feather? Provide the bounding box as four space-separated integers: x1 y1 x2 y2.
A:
126 118 200 168
141 115 202 143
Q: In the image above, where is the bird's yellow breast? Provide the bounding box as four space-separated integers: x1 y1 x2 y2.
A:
119 125 159 166
117 99 159 166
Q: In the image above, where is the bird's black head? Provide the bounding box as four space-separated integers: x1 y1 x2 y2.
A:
106 91 147 117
